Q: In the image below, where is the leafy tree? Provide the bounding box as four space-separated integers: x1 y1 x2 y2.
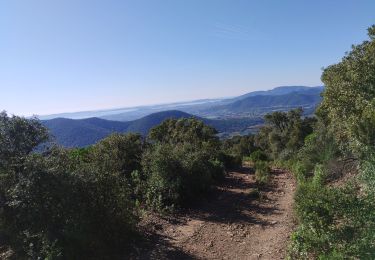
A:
288 25 375 259
0 113 137 259
320 25 375 153
222 135 256 157
143 118 224 210
255 108 315 160
0 112 50 255
249 150 268 162
0 111 48 172
89 133 144 177
149 118 218 147
2 150 136 259
221 135 256 168
264 111 289 132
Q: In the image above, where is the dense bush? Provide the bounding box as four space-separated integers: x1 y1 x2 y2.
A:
320 26 375 153
254 160 271 185
250 27 375 259
222 135 256 165
0 112 49 171
142 118 225 210
287 25 375 259
143 144 224 210
89 133 144 178
0 113 235 258
0 113 137 259
291 177 375 259
218 152 242 169
249 150 268 163
254 108 315 161
2 151 137 259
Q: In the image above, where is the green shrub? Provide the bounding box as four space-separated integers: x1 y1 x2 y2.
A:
222 135 256 159
249 150 268 162
291 177 375 259
89 133 144 178
296 131 339 176
0 112 49 172
254 160 271 185
142 143 225 211
207 159 226 181
142 144 183 211
2 151 137 259
291 161 308 183
142 118 225 211
219 152 242 169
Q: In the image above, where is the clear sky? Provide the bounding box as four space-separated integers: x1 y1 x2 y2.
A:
1 0 375 116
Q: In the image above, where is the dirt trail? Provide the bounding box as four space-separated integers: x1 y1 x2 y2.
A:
136 166 296 260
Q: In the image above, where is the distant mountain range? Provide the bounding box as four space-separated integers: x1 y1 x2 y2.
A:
43 110 263 147
41 86 324 147
38 86 323 121
232 86 323 100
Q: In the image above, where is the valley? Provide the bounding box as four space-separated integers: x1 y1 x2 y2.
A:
41 86 323 147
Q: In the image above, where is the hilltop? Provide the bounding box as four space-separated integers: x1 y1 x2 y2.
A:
42 86 323 147
43 110 263 147
39 86 323 121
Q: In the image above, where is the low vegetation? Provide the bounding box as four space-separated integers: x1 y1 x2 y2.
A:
251 25 375 259
254 160 271 185
0 114 244 259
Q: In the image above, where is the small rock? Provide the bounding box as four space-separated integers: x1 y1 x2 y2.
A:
252 253 262 259
270 221 278 225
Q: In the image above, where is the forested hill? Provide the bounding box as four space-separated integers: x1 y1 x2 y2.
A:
221 91 321 112
198 87 323 117
43 110 191 147
43 110 263 147
42 117 131 147
42 86 323 147
231 85 323 100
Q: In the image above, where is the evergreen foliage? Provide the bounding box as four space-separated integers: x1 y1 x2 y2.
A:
0 115 230 258
251 25 375 258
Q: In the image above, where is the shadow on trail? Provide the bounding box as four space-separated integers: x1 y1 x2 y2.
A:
131 232 196 260
186 166 282 227
132 167 290 259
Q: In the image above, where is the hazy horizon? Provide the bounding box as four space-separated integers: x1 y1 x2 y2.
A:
1 0 375 116
32 84 323 118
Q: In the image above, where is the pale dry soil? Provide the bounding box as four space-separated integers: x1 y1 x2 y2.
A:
133 166 296 260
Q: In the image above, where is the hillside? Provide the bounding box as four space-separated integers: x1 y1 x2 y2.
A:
38 86 323 122
125 110 193 135
42 86 323 147
196 88 322 118
225 91 321 112
43 111 191 147
106 86 323 121
43 110 263 147
232 85 323 100
43 117 131 147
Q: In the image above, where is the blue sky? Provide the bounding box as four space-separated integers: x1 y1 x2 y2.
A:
1 0 375 116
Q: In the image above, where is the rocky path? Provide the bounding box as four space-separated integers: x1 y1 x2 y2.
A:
136 166 296 259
